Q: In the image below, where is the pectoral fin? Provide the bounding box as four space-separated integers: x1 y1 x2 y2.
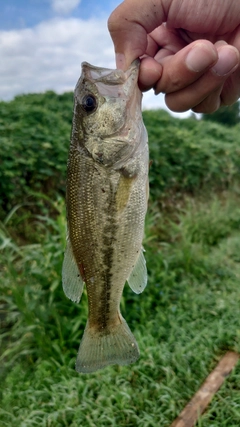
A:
62 239 84 303
127 249 147 294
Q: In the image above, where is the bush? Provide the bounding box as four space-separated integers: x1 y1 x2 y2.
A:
143 109 240 201
0 91 73 216
1 93 240 219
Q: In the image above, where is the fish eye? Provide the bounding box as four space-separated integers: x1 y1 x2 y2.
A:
81 94 97 113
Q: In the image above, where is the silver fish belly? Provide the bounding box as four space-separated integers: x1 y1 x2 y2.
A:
62 60 149 373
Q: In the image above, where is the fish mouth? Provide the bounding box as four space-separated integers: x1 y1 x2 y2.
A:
81 59 140 85
81 60 140 99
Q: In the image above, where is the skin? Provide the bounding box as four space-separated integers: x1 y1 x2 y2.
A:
108 0 240 113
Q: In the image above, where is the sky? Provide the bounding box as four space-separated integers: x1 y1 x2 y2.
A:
0 0 189 116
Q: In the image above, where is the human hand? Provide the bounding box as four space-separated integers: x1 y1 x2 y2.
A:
108 0 240 113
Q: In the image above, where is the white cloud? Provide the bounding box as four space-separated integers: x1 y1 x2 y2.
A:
0 16 189 117
0 18 115 100
51 0 81 15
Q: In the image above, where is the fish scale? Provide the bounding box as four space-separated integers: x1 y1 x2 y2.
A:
62 60 149 373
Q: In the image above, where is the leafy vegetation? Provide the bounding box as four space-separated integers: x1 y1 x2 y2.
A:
144 109 240 201
0 91 72 216
1 92 240 426
1 94 240 218
202 101 240 127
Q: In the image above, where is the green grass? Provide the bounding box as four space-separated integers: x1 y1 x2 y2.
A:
1 188 240 426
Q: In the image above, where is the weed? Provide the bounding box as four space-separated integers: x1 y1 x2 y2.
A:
1 189 240 426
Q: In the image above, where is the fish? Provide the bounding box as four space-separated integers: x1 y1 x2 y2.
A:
62 60 149 374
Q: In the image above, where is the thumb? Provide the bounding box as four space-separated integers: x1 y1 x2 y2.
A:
108 0 166 70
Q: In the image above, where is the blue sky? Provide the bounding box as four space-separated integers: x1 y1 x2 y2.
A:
0 0 123 101
0 0 185 114
1 0 120 30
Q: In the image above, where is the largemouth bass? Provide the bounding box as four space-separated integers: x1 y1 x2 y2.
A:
62 60 149 373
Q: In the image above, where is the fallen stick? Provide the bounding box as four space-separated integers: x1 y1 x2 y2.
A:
170 351 239 427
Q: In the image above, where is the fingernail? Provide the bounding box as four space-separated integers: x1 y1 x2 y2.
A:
186 43 217 72
212 47 239 76
116 53 126 70
215 40 227 48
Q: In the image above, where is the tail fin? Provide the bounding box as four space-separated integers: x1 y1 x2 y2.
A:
75 316 140 373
